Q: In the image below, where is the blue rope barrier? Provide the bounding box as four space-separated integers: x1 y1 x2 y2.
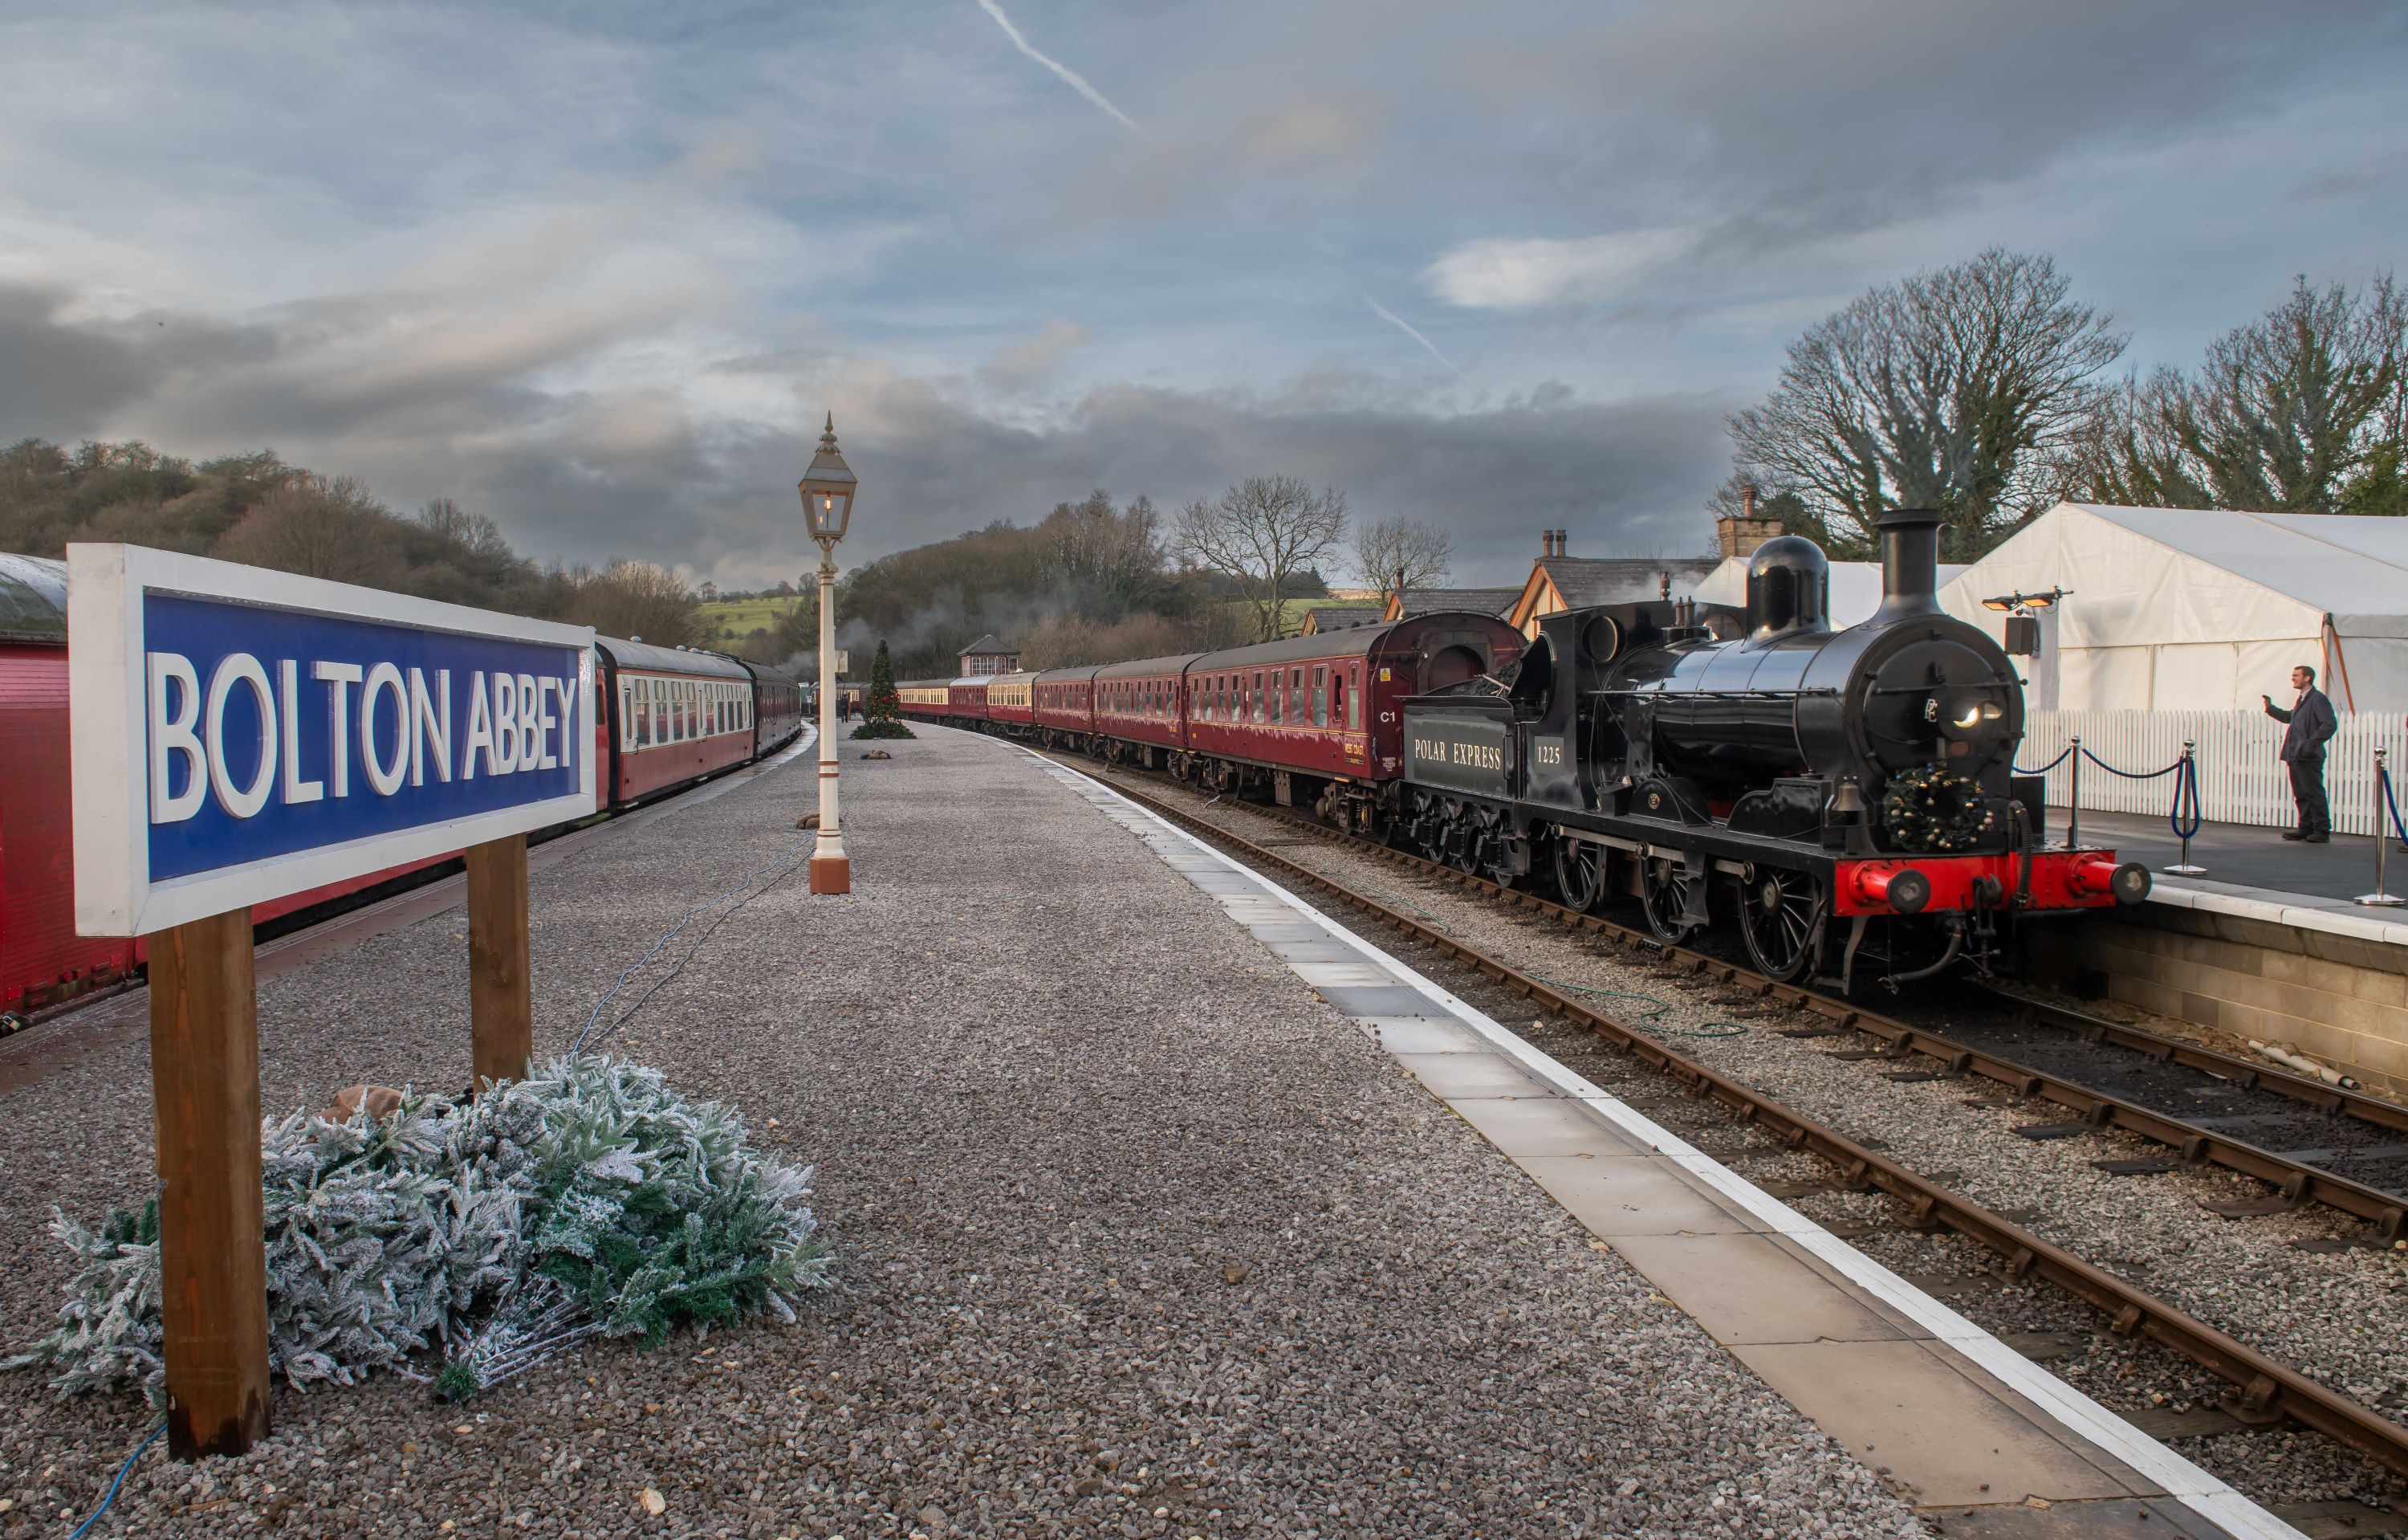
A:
2077 745 2182 780
2381 762 2408 845
2013 745 2072 776
2169 753 2203 841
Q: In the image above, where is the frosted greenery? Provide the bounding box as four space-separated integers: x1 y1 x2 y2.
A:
11 1057 832 1404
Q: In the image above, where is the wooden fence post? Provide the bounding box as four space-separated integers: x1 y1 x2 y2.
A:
466 835 533 1091
148 908 271 1460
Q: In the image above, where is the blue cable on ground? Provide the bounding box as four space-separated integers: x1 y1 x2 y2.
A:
67 1421 163 1539
570 837 814 1056
569 727 820 1057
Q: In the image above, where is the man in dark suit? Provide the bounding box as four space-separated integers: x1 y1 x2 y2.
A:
2264 665 2337 842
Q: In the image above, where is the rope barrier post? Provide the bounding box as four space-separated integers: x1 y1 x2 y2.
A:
2065 734 2081 849
2163 739 2207 876
2357 748 2405 908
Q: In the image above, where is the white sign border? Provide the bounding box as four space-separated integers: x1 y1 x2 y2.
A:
70 543 599 937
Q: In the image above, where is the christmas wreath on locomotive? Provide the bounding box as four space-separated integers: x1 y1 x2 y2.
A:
1398 507 2148 988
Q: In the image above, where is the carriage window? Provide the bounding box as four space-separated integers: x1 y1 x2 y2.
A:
1251 671 1264 722
1312 665 1328 727
638 679 653 747
620 682 635 750
1290 669 1304 724
1348 666 1361 730
1268 670 1283 724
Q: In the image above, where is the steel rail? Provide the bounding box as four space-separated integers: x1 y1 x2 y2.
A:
1062 760 2408 1480
1090 763 2408 1236
1974 983 2408 1136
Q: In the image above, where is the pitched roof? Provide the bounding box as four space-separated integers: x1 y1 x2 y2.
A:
1386 587 1519 621
0 554 66 644
1536 556 1719 608
1300 605 1381 634
958 633 1017 656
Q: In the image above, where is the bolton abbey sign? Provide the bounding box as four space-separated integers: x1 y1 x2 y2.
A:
70 544 596 935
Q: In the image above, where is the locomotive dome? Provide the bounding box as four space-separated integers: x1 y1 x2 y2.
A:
1743 535 1829 646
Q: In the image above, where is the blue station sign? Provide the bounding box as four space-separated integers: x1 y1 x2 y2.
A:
70 545 596 935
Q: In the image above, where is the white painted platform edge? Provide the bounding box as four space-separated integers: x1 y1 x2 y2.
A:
1023 748 2300 1540
2152 878 2408 951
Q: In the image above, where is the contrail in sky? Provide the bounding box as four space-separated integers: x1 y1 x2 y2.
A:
974 0 1146 138
1363 293 1461 374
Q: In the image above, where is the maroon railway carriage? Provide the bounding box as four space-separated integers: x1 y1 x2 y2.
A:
949 676 991 721
0 556 801 1023
1092 654 1201 761
897 679 951 721
986 670 1035 729
1032 667 1099 743
600 638 759 804
895 676 993 722
1182 613 1523 824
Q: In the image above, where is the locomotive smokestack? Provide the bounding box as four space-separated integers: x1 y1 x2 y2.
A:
1874 507 1944 620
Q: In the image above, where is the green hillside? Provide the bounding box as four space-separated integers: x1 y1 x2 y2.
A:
698 595 805 644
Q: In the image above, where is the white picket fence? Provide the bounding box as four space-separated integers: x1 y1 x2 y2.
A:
2019 709 2408 837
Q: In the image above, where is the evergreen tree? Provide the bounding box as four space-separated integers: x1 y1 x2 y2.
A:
851 639 914 739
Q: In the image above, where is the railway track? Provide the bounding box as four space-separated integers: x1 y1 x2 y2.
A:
1096 757 2408 1237
1048 752 2408 1485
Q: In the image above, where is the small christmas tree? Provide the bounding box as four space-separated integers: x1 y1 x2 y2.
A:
851 639 914 739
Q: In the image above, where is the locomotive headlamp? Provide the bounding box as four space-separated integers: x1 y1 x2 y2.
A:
1951 700 2003 730
1983 587 2066 613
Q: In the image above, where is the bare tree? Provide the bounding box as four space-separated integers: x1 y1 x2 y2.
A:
216 474 399 585
559 560 703 646
1727 248 2127 560
1351 515 1452 610
1043 490 1165 620
2058 274 2404 516
1174 476 1348 641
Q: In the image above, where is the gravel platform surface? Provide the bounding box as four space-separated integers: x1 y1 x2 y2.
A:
0 728 1928 1538
1090 764 2408 1515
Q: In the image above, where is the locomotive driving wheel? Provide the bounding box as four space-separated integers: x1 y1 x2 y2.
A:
1552 835 1605 912
1738 866 1828 983
1639 856 1701 945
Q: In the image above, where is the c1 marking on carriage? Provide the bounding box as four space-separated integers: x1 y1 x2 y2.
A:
68 544 597 937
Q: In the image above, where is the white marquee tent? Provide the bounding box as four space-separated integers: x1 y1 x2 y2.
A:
1698 556 1967 629
1938 503 2408 714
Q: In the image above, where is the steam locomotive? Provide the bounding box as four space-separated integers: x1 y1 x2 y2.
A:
1400 508 2148 988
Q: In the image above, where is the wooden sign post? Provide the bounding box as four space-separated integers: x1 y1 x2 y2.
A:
68 544 595 1458
466 835 533 1091
148 910 272 1459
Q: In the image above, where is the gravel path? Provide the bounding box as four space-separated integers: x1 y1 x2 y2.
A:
0 728 1927 1538
1092 764 2408 1514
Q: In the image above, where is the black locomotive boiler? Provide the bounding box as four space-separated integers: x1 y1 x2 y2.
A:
1400 508 2148 988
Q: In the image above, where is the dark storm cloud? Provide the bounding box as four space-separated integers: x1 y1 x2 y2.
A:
765 373 1736 584
5 278 1717 586
0 287 153 441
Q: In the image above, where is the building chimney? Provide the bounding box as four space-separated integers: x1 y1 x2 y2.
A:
1717 484 1783 560
1555 528 1568 556
1873 507 1944 620
1540 528 1552 558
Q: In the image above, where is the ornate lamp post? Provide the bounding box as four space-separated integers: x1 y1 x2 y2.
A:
799 413 858 895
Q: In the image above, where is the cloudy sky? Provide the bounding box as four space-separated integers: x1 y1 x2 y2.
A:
5 2 2405 588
